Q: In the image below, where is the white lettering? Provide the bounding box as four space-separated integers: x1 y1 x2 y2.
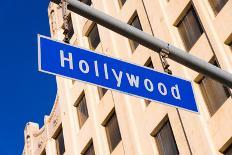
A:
144 79 154 92
158 82 167 96
112 69 123 87
94 61 99 77
60 50 73 70
126 73 139 88
104 63 109 79
79 60 89 74
171 84 181 100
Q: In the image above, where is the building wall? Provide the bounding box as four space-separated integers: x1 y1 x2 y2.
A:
23 0 232 155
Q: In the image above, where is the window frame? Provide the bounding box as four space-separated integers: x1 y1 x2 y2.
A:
177 7 203 51
208 0 229 15
75 93 89 128
118 0 126 8
41 149 46 155
199 60 231 116
82 140 95 155
54 127 65 155
98 87 108 99
154 120 179 155
144 57 154 106
104 112 122 153
224 143 232 155
67 14 74 40
229 42 232 50
87 24 101 50
128 12 143 52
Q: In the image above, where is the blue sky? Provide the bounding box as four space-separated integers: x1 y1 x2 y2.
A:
0 0 56 154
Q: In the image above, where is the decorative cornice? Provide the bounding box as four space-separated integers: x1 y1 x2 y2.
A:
32 126 45 137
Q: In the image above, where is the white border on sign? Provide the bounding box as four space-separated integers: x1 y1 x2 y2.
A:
38 34 42 72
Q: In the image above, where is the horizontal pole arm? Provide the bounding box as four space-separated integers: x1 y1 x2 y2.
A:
52 0 232 88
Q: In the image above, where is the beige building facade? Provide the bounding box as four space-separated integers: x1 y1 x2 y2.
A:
23 0 232 155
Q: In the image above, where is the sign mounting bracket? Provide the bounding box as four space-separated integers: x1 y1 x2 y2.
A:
159 48 172 75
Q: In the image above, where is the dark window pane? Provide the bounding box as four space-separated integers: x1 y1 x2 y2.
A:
119 0 126 7
146 61 154 69
144 58 154 106
145 99 151 106
77 95 89 128
55 129 65 155
98 87 108 99
209 0 228 15
129 15 143 52
80 0 92 6
178 7 203 51
224 144 232 155
83 143 95 155
67 16 74 39
88 24 100 50
41 150 46 155
155 121 179 155
199 61 230 115
105 113 122 152
63 14 74 42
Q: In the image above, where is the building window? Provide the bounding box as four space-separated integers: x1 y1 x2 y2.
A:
98 87 108 99
118 0 126 7
76 94 89 128
155 121 179 155
67 15 74 40
209 0 228 15
63 14 74 42
55 129 65 155
146 58 154 69
129 14 143 52
83 142 95 155
144 58 154 106
105 112 122 152
177 7 203 51
87 24 100 50
80 0 92 6
224 144 232 155
199 61 230 115
41 150 46 155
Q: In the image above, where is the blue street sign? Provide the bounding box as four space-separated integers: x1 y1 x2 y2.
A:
38 35 198 113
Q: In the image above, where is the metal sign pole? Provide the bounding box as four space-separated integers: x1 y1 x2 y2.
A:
51 0 232 88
